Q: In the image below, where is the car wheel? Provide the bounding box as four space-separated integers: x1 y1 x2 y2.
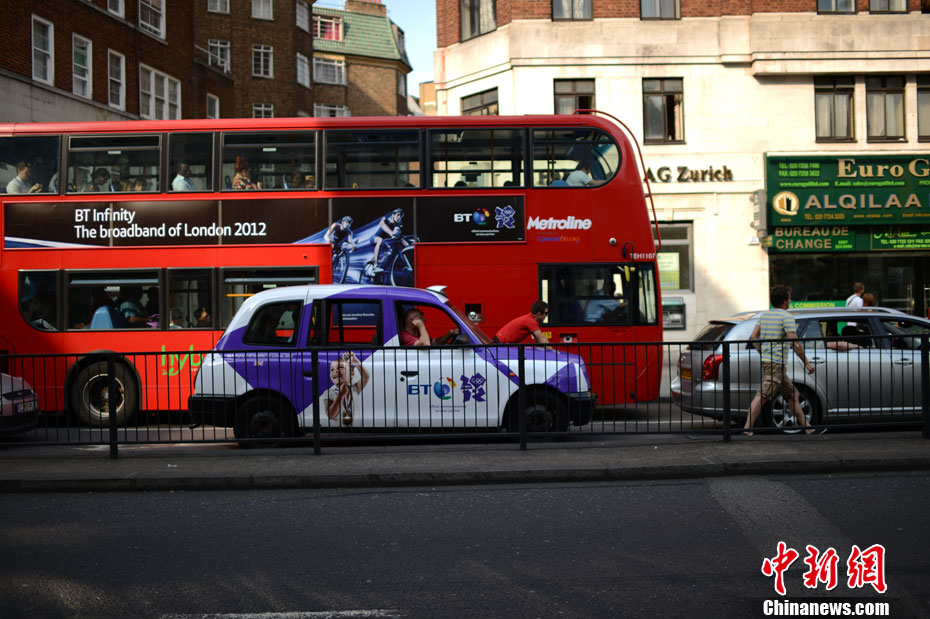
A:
508 390 568 433
764 387 821 433
71 360 137 427
234 394 296 448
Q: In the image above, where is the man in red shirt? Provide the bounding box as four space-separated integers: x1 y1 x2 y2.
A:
494 301 550 344
399 308 459 346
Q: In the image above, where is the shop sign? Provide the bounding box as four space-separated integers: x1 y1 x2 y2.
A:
766 225 930 253
766 155 930 227
645 165 734 183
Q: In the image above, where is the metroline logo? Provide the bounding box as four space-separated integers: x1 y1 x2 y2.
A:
526 216 592 231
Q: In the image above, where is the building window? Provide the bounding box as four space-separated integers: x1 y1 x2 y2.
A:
140 65 180 119
208 39 230 72
314 104 350 117
818 0 855 13
919 76 930 142
296 1 310 31
139 0 165 38
206 93 220 119
108 0 124 17
31 16 54 85
252 45 274 78
553 0 591 20
313 15 343 41
72 35 92 99
397 72 406 97
252 0 273 20
461 89 498 115
108 50 125 110
654 223 693 291
870 0 906 12
461 0 497 41
866 76 905 141
641 0 680 19
815 77 854 142
140 69 176 121
554 79 594 115
313 57 346 85
297 53 310 88
253 103 274 118
643 78 684 143
208 0 229 13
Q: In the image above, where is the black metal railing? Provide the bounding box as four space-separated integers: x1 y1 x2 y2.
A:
1 334 927 455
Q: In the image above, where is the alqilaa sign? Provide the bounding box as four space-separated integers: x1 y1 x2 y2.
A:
766 154 930 227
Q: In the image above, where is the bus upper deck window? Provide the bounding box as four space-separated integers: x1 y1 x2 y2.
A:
532 128 620 188
67 135 161 194
324 130 420 190
428 128 524 189
221 132 317 192
0 136 61 195
168 133 214 192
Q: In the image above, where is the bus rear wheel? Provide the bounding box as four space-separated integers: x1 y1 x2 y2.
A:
234 394 296 448
71 360 137 427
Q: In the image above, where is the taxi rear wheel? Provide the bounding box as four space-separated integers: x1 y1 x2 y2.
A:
234 394 296 448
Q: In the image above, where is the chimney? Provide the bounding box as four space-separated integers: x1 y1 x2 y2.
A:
345 0 387 17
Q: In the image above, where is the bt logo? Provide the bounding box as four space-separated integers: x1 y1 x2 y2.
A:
407 377 457 399
453 209 491 224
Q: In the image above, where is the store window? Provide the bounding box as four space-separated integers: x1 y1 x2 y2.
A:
866 76 905 141
553 0 591 20
641 0 679 19
554 79 594 115
643 78 684 144
818 0 855 13
815 77 855 142
461 89 498 116
461 0 496 41
654 223 692 291
918 76 930 142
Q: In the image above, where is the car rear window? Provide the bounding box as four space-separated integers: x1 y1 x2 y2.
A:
694 322 732 343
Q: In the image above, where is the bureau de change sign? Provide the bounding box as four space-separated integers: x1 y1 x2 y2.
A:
766 155 930 227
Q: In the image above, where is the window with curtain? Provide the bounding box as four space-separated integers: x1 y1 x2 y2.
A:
643 78 684 143
818 0 855 13
641 0 680 19
461 0 496 41
866 76 905 141
553 0 591 20
869 0 905 12
815 77 854 142
554 79 594 115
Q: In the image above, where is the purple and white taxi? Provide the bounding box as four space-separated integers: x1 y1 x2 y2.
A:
189 285 596 443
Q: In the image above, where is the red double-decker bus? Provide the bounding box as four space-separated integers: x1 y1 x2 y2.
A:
0 113 661 427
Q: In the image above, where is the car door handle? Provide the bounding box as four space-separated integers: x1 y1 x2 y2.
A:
893 359 914 366
400 371 419 377
809 357 826 364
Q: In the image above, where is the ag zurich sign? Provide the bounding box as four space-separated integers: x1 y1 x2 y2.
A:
766 155 930 227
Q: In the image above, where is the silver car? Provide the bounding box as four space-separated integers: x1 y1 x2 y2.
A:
0 373 40 435
670 307 929 429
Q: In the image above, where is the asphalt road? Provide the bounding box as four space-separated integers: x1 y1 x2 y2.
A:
0 471 926 618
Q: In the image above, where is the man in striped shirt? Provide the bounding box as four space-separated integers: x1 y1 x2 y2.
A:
744 285 821 435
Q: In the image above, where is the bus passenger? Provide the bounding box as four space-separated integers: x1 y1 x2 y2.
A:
172 162 196 191
194 307 212 328
232 156 260 190
494 301 550 344
6 162 43 194
565 163 592 187
169 308 185 329
118 286 152 327
133 177 146 192
84 168 112 192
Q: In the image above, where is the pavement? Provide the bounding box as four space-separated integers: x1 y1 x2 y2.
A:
1 430 929 492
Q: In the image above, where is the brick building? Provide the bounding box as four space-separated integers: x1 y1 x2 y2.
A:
0 0 411 122
0 0 234 122
434 0 930 336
